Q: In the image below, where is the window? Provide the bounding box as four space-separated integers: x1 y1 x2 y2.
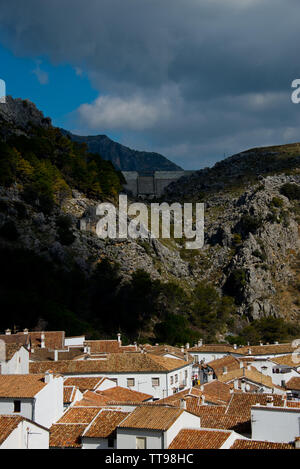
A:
127 378 135 387
14 400 21 413
175 374 178 383
107 438 114 448
170 376 174 385
152 377 160 387
136 437 146 449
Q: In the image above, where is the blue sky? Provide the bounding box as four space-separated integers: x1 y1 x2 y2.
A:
0 43 98 129
1 1 300 170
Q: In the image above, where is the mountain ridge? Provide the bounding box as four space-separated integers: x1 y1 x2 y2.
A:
61 129 183 172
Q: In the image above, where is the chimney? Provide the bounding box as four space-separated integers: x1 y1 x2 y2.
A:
44 371 53 384
41 332 45 349
201 395 205 405
295 437 300 449
184 352 189 362
234 379 239 390
54 350 59 362
5 329 11 336
248 348 252 355
186 343 190 350
134 342 138 351
180 399 186 410
198 339 203 347
117 333 121 344
266 395 274 407
233 344 237 350
23 328 29 335
181 346 184 353
274 341 279 345
241 380 246 392
259 341 263 346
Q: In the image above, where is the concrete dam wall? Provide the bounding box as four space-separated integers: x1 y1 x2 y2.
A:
122 171 195 198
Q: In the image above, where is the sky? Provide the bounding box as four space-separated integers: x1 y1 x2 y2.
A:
1 0 300 169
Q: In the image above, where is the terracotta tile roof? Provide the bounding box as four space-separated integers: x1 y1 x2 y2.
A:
64 386 78 405
207 356 241 377
202 381 232 404
119 405 184 430
0 334 29 347
29 353 190 374
189 344 235 353
63 377 104 392
156 387 202 406
73 391 112 407
286 377 300 391
4 343 24 361
144 345 186 359
287 401 300 408
58 406 101 424
85 340 121 354
272 354 300 367
230 439 294 449
98 386 152 403
49 423 87 448
29 331 65 350
83 410 129 438
218 366 276 389
30 347 84 362
169 429 231 449
226 393 284 420
0 415 23 445
237 343 295 356
0 374 46 398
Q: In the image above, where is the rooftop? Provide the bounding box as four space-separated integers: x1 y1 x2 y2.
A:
0 374 47 398
30 353 191 375
49 423 87 448
83 410 128 438
230 439 294 449
169 428 232 449
118 405 184 431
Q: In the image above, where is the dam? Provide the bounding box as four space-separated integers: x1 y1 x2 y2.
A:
122 171 195 198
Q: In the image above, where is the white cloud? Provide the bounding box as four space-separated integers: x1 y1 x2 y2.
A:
32 61 48 85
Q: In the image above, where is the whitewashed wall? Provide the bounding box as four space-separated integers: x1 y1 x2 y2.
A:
0 347 29 374
251 406 300 443
0 420 49 449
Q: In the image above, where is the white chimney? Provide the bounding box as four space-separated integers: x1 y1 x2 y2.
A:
117 333 121 344
41 332 45 349
134 342 138 351
184 352 189 362
181 346 184 353
234 379 239 390
295 437 300 449
180 399 186 410
259 341 263 346
54 350 59 362
241 380 246 392
233 344 237 350
248 348 252 355
44 371 53 384
201 395 205 405
186 343 190 350
198 339 203 347
23 328 29 335
5 329 11 336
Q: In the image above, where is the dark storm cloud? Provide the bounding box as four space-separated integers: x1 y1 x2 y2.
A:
0 0 300 168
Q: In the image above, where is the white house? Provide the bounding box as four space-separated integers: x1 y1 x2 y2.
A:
0 372 64 428
188 342 236 367
251 403 300 443
0 343 29 375
30 353 193 399
116 405 201 449
0 415 49 449
81 409 129 449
